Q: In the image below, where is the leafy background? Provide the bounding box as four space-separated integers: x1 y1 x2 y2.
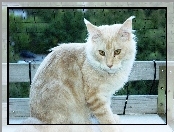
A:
9 8 166 97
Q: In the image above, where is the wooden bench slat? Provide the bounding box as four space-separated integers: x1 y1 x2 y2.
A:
9 95 158 118
2 61 167 82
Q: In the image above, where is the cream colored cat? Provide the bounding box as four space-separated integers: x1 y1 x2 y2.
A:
29 16 136 126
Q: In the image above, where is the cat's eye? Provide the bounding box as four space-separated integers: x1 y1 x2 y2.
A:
99 50 105 56
114 49 121 56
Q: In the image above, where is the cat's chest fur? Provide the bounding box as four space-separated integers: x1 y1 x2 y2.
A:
82 59 127 95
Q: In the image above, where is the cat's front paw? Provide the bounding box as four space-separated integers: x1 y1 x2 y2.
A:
113 114 120 124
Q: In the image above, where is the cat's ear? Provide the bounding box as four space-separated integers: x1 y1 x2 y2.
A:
84 18 101 41
118 16 135 41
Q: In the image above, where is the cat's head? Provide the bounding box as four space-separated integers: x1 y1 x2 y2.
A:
84 16 136 74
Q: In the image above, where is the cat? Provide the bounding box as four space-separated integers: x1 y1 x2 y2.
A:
28 16 136 127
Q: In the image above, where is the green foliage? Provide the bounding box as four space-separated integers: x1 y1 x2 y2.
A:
9 8 166 61
9 82 30 98
9 45 20 63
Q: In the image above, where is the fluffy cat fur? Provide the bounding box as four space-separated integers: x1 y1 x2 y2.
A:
28 16 136 126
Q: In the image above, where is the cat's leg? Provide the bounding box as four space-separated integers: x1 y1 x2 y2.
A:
86 93 117 124
88 98 123 132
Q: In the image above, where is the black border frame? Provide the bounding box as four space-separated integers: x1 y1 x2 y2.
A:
7 6 167 125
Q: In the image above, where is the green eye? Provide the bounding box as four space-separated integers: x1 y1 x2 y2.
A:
99 50 105 56
114 49 121 56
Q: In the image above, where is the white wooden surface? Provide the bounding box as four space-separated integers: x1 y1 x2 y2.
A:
3 103 173 132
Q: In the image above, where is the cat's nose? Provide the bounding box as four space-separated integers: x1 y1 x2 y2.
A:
107 64 113 68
